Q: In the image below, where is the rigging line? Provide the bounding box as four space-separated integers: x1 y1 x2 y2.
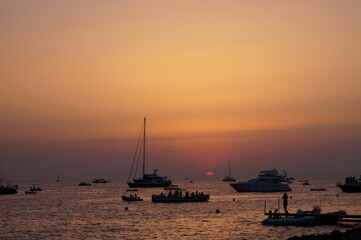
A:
127 121 144 181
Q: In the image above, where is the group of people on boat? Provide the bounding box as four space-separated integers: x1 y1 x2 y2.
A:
161 189 206 199
127 193 142 201
345 176 360 183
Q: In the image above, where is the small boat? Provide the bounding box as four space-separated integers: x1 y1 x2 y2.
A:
92 178 110 183
30 184 42 191
302 180 311 185
230 168 292 192
262 215 317 226
0 184 18 195
25 190 37 194
127 118 172 188
310 188 326 191
56 174 60 182
152 190 210 203
0 173 18 195
262 208 347 226
222 160 236 182
122 194 143 202
163 185 183 191
126 188 138 192
337 176 361 193
79 182 91 186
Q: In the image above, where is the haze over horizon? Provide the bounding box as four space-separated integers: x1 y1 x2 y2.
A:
1 1 361 181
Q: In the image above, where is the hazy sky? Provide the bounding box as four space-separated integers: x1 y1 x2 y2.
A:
1 1 361 181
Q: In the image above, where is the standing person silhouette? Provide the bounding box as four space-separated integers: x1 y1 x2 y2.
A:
282 193 288 213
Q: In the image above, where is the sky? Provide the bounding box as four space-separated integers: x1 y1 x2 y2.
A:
1 1 361 181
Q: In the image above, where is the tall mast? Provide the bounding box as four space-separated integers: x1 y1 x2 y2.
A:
143 117 146 176
228 160 231 176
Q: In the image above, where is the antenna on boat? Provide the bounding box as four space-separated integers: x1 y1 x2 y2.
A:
143 117 146 177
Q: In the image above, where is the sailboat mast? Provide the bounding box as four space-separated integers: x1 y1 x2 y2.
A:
143 117 146 176
228 160 231 176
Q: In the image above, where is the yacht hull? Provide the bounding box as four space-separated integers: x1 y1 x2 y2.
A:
230 182 291 192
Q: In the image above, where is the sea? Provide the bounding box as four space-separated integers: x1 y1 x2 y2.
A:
1 179 360 240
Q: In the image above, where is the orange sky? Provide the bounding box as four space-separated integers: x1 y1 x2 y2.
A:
1 1 361 180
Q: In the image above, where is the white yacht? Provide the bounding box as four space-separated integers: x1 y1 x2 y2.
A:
230 168 292 192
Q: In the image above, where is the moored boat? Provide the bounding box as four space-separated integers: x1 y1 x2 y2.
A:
222 160 236 182
122 194 143 202
0 184 18 195
230 168 292 192
79 182 91 186
92 178 110 183
262 208 347 226
127 118 172 188
337 176 361 193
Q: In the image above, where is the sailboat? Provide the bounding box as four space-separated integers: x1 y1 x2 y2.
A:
222 160 236 182
127 118 172 188
56 174 60 182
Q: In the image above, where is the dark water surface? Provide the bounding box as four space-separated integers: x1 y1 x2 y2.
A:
1 179 360 239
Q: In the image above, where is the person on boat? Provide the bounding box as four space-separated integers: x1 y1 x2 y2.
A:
282 193 288 213
273 209 279 219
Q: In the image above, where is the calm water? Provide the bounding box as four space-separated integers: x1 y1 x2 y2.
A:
1 179 360 239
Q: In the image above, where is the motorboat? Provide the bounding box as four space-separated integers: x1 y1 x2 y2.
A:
25 190 37 194
0 184 18 195
127 118 172 188
0 174 18 195
79 182 91 186
30 184 42 191
302 180 311 185
262 208 347 226
92 178 110 183
230 168 292 192
337 176 361 193
122 194 143 202
152 190 210 203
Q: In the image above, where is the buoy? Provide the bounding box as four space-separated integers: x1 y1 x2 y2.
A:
125 207 128 211
216 209 220 213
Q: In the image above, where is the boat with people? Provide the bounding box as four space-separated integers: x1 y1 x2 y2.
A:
152 189 210 203
92 178 110 183
230 168 292 192
262 208 347 226
337 176 361 193
122 193 143 202
79 182 91 186
222 160 236 182
127 118 172 188
30 184 42 191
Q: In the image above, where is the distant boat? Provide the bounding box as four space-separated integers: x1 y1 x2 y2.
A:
122 194 143 202
30 184 42 191
56 174 60 182
0 183 18 195
127 118 172 188
337 176 361 193
222 160 236 182
230 168 292 192
302 180 311 185
92 178 110 184
79 182 91 186
0 166 18 195
310 188 326 191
